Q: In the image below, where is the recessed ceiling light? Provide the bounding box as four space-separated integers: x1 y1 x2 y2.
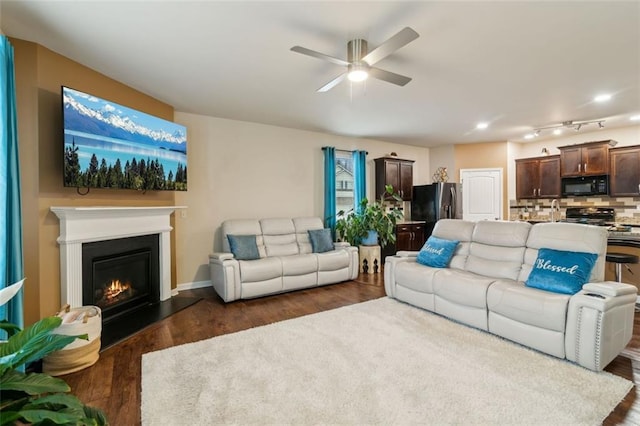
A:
524 134 535 140
594 94 612 102
553 129 563 135
631 115 640 121
476 122 488 130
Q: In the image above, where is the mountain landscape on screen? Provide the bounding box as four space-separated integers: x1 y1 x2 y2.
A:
62 86 188 191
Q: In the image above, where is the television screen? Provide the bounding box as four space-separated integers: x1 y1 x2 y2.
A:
62 86 187 191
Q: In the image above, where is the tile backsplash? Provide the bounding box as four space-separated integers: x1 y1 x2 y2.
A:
510 197 640 223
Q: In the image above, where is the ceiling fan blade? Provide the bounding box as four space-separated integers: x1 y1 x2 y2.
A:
317 73 347 92
291 46 350 67
369 67 412 86
362 27 419 66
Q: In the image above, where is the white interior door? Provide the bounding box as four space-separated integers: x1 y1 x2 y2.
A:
460 168 503 221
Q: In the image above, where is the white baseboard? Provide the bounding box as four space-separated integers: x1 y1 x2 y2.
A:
176 280 212 293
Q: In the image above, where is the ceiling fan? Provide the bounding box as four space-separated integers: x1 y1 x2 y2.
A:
291 27 419 92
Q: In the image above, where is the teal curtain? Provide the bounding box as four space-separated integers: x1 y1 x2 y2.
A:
352 150 367 214
322 147 336 236
0 36 24 332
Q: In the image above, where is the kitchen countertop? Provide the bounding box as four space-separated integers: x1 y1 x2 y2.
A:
518 219 640 246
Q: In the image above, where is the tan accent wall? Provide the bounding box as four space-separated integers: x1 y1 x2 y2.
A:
12 38 178 324
453 141 509 219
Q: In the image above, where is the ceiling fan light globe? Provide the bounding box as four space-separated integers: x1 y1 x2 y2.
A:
348 70 369 82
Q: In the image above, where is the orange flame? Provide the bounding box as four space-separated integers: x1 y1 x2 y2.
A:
104 279 131 301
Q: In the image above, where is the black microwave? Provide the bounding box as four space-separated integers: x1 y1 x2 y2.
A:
561 175 608 197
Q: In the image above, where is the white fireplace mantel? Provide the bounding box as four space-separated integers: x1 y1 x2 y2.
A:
51 206 185 308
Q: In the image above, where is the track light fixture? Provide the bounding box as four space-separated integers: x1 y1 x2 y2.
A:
525 119 606 140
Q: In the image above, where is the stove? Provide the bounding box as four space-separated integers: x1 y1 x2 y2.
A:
564 207 615 226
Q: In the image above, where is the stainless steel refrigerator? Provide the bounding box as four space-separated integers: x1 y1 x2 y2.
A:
411 183 462 238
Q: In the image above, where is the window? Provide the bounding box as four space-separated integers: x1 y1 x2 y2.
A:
335 152 354 215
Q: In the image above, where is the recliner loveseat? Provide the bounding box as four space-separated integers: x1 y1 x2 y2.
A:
209 217 358 302
384 219 637 371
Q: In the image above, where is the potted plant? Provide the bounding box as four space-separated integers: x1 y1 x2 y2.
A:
335 185 404 248
0 281 108 426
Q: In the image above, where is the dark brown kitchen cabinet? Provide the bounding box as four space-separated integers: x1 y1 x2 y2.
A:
515 155 560 199
559 140 612 177
395 223 425 251
375 157 414 201
609 145 640 196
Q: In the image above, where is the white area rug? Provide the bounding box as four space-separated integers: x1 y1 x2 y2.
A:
141 297 632 425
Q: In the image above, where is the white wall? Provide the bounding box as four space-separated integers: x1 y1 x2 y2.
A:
506 124 640 199
173 112 430 286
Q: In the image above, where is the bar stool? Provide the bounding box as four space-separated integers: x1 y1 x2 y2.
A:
606 252 639 283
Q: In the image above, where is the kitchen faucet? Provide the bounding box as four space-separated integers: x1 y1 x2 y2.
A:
550 199 559 222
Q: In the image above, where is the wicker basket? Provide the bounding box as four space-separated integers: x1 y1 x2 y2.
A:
43 306 102 376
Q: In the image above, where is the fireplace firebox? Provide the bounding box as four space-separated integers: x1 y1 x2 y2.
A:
82 234 160 322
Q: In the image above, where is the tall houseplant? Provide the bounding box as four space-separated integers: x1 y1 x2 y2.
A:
0 281 108 426
335 185 404 248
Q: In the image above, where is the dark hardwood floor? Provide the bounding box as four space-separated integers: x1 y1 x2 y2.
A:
62 274 640 425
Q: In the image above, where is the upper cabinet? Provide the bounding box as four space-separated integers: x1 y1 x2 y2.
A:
515 155 561 199
559 140 614 177
609 145 640 196
375 157 414 201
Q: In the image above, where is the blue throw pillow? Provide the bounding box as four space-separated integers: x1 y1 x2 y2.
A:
308 228 334 253
416 236 459 268
525 248 598 295
227 234 260 260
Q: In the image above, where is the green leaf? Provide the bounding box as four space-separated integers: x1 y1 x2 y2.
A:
0 320 22 338
0 411 22 426
19 408 84 424
1 369 71 395
0 316 63 359
84 405 109 426
22 392 84 411
0 320 87 372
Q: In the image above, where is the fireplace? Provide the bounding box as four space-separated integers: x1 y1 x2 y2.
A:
51 206 183 302
82 234 160 322
52 206 184 347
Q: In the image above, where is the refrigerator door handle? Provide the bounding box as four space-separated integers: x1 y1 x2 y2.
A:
437 183 444 220
450 186 456 219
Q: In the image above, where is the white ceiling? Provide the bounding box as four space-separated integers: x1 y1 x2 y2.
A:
2 1 639 148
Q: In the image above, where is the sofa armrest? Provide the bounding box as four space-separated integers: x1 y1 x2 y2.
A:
565 281 637 371
582 282 637 297
209 253 241 302
210 252 235 261
383 254 418 297
333 241 351 249
335 245 358 279
395 250 419 258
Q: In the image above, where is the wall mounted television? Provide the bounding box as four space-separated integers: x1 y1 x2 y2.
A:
62 86 187 191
